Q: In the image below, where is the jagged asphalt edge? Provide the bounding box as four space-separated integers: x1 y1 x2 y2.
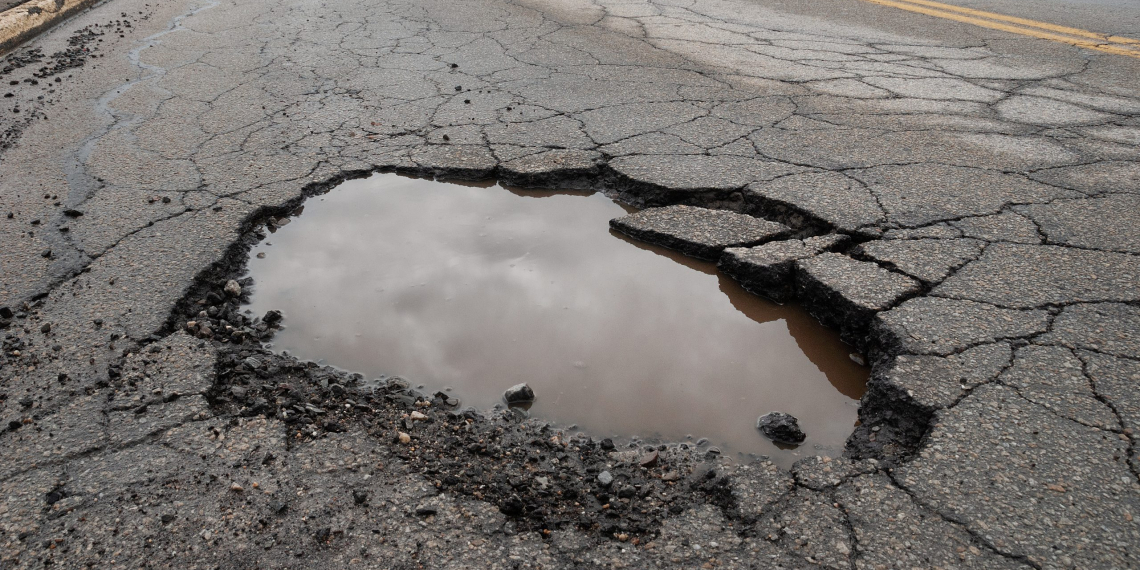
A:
128 159 924 541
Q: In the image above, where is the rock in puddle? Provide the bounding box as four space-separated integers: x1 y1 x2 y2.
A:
503 383 535 406
757 411 806 445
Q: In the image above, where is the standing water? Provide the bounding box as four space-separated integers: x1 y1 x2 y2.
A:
245 173 867 464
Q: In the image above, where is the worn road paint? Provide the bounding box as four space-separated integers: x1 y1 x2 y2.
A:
861 0 1140 58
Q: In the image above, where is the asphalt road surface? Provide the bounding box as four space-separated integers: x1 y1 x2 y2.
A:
923 0 1140 37
1 0 1138 567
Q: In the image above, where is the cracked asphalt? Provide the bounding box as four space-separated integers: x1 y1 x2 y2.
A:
1 0 1138 567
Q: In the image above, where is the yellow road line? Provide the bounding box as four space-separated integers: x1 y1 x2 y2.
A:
900 0 1140 46
860 0 1140 60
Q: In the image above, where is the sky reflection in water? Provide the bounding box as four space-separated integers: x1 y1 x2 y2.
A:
245 173 867 465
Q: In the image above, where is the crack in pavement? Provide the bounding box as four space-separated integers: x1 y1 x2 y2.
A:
1 0 1139 566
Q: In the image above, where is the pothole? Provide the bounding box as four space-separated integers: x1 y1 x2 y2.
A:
242 172 868 466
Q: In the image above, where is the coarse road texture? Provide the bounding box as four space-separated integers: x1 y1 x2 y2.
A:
0 0 1139 567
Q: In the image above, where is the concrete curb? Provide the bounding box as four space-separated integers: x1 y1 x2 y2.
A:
0 0 101 56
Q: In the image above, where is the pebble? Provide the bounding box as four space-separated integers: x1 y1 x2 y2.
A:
503 383 535 405
639 450 659 468
597 470 614 487
224 280 242 297
398 431 411 444
756 411 807 445
353 490 368 505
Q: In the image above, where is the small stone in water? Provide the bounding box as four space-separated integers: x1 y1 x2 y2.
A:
503 383 535 405
756 411 806 445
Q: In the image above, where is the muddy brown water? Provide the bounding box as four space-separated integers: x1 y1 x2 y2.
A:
244 173 868 465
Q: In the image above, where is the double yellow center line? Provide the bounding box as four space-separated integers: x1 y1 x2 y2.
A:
861 0 1140 59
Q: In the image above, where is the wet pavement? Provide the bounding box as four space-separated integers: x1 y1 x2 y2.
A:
244 173 867 463
1 0 1139 566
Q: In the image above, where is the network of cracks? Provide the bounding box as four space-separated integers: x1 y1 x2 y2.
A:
145 165 960 543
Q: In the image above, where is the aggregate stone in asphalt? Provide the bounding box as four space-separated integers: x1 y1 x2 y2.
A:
837 474 1026 570
499 149 600 188
880 222 964 240
609 204 792 260
743 171 886 232
789 455 876 491
1029 161 1140 196
852 237 984 285
850 164 1081 227
608 154 807 206
1 0 1139 565
758 487 853 569
895 384 1140 569
870 341 1013 412
949 211 1043 244
998 344 1120 431
874 296 1050 356
934 243 1140 308
1039 302 1140 358
1080 352 1140 449
1023 194 1140 254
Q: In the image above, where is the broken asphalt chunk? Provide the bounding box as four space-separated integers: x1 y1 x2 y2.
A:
610 205 791 261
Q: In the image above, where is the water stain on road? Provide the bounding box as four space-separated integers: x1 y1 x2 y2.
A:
245 173 868 463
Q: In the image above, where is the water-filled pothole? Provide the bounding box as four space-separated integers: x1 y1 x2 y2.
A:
245 173 867 464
